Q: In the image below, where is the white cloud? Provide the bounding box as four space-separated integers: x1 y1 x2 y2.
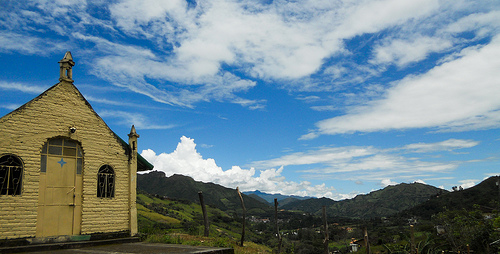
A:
99 110 175 130
299 132 320 141
102 0 444 85
141 136 339 198
0 104 21 111
402 139 479 153
371 36 452 67
250 146 375 169
296 96 321 103
415 179 426 184
72 33 262 108
314 36 500 135
310 105 337 112
85 95 155 109
458 179 477 189
380 179 398 187
0 81 47 94
140 137 481 199
0 32 64 55
3 0 496 110
334 0 439 38
253 139 478 182
444 10 500 37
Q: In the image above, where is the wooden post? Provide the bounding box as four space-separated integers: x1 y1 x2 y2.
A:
410 225 415 254
236 187 246 247
322 206 329 254
497 177 500 212
275 198 282 253
198 191 209 237
363 227 370 254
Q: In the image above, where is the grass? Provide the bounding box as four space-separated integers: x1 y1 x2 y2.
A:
144 233 272 254
137 192 273 254
137 204 182 225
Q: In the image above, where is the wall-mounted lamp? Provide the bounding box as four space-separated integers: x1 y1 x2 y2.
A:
69 127 77 134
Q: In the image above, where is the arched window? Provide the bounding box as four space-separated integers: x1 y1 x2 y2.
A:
97 165 114 198
0 154 23 196
41 138 83 174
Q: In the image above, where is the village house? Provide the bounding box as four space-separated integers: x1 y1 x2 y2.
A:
0 52 153 242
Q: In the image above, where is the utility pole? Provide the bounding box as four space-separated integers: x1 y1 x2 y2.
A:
275 198 282 253
236 187 246 247
410 225 416 254
363 227 370 254
322 206 329 254
497 176 500 212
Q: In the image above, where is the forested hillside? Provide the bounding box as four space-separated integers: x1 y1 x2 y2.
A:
137 171 271 214
283 182 445 219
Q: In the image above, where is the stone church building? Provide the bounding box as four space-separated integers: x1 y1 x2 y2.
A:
0 52 153 241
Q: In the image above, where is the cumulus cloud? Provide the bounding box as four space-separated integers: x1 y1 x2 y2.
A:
141 136 338 198
380 179 398 187
141 137 481 199
458 179 477 189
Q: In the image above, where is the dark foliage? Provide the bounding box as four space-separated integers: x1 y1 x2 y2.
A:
401 176 500 219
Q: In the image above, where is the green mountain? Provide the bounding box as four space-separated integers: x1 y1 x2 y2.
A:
137 191 273 253
400 176 500 219
281 197 336 212
246 193 270 205
282 182 445 219
137 171 271 214
243 190 312 206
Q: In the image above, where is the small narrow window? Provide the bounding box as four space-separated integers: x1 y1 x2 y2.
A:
0 155 23 196
97 165 114 198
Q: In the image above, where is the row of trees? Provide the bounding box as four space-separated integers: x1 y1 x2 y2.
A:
242 205 500 253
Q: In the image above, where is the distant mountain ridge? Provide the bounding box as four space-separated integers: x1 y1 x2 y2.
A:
137 171 271 213
400 176 500 219
243 190 313 206
282 182 446 219
139 171 494 220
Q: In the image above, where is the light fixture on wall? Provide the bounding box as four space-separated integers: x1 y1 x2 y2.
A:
69 127 77 134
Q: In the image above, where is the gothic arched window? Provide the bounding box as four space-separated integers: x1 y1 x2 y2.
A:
97 165 115 198
0 154 23 196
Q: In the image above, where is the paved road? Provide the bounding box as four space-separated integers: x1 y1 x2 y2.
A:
18 242 234 254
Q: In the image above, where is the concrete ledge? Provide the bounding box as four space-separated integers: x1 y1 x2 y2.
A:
2 242 234 254
0 237 140 253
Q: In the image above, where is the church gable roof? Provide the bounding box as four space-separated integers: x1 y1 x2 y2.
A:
0 52 153 171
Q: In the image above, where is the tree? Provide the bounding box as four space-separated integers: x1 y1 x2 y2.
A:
432 206 494 252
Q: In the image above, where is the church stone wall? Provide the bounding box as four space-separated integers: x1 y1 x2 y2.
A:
0 81 132 239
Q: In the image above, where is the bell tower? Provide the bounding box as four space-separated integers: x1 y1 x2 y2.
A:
59 51 75 82
128 125 140 236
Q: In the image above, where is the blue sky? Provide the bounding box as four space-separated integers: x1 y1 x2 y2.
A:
1 0 500 200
